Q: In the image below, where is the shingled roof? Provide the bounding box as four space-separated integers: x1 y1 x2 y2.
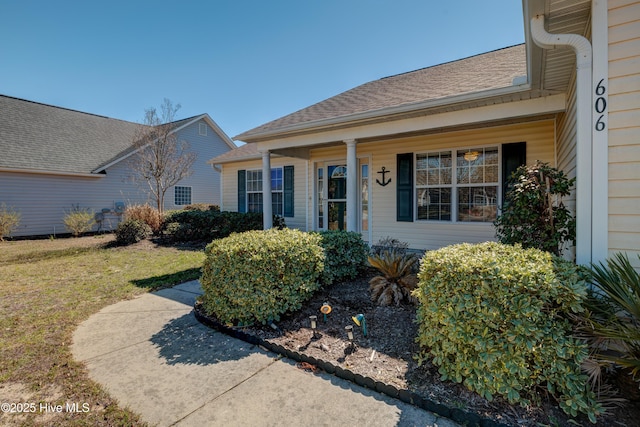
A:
0 95 147 174
235 44 527 142
0 96 218 175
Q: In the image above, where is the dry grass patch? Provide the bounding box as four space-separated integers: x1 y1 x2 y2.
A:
0 235 205 426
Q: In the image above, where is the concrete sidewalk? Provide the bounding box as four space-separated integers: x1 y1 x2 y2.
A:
72 281 460 427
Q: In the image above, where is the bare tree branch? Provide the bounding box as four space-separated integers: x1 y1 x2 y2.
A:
128 99 197 213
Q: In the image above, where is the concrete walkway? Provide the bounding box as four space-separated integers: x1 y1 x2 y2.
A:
72 281 460 427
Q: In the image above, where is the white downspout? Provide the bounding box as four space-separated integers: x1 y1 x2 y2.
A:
530 14 593 266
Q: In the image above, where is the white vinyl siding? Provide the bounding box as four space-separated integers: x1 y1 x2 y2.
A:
219 158 308 231
1 118 232 237
308 120 556 251
608 0 640 267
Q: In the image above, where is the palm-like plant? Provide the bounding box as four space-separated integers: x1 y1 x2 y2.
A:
368 249 418 306
583 253 640 395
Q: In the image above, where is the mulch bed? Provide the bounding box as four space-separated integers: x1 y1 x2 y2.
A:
194 270 640 426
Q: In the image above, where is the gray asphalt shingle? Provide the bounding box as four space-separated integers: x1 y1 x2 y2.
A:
235 44 526 141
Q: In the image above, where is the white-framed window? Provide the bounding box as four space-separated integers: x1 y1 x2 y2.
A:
415 146 498 222
199 122 207 136
246 168 283 215
174 186 192 205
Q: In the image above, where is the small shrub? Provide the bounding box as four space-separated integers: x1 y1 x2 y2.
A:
369 249 418 306
370 236 410 257
63 207 95 237
494 161 575 256
115 219 151 245
0 203 21 241
415 242 600 422
314 230 368 284
200 229 325 325
124 204 163 234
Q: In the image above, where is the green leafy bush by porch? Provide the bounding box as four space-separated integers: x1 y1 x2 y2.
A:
163 210 285 242
494 161 575 256
314 230 369 285
414 242 600 422
200 229 325 325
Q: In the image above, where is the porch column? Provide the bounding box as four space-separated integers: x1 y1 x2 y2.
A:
261 150 273 229
345 139 358 232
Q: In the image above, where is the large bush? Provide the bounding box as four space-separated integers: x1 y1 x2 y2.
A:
415 242 600 422
314 230 368 285
163 210 284 242
200 229 325 325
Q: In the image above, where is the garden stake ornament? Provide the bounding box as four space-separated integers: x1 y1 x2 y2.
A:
320 302 332 322
352 313 367 337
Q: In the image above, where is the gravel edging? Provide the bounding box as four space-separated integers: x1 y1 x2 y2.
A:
194 304 510 427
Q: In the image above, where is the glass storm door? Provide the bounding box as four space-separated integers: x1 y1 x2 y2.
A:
327 164 347 230
316 161 369 236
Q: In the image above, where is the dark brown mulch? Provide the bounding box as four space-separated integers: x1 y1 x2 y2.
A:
196 271 640 427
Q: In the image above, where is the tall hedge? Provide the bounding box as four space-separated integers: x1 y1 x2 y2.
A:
414 242 600 422
163 210 284 242
200 229 325 325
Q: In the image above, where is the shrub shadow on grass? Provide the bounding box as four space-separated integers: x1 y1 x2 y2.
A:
131 267 202 290
150 313 265 366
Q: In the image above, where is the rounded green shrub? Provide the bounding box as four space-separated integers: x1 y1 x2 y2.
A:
200 228 325 325
315 230 368 284
414 242 600 422
115 219 151 245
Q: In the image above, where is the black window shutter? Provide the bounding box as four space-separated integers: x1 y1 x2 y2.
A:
397 153 414 222
237 169 246 213
283 165 294 217
501 142 526 201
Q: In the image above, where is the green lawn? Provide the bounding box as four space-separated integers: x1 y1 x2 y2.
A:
0 235 205 426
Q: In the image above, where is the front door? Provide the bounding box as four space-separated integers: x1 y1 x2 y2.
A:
316 160 369 238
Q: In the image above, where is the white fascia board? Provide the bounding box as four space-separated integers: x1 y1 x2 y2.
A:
256 93 566 151
0 167 105 178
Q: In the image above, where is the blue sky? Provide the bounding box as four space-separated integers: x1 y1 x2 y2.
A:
0 1 525 142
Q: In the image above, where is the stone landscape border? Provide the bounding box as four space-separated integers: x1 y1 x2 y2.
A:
194 305 509 427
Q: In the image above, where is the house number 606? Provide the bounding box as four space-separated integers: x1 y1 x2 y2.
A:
594 79 607 132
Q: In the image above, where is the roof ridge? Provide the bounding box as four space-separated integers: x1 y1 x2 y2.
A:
379 43 526 81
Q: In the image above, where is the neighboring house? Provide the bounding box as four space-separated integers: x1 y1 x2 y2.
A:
0 95 236 237
211 0 640 269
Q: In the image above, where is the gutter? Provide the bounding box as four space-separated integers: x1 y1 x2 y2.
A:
530 14 593 266
0 167 105 178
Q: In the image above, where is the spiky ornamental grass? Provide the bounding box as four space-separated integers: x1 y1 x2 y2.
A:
368 249 418 306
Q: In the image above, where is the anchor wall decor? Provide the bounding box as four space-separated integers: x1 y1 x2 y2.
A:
376 167 391 186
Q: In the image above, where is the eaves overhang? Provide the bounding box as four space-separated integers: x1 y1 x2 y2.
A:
235 84 553 144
